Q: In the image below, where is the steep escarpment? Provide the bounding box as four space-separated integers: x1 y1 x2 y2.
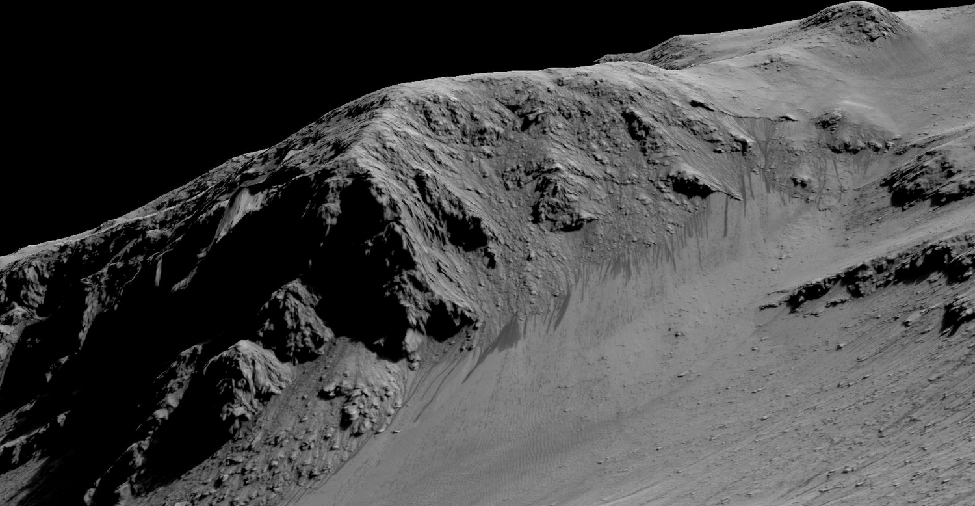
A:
0 63 790 506
2 3 974 506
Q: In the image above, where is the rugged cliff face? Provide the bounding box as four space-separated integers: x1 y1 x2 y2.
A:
2 3 974 506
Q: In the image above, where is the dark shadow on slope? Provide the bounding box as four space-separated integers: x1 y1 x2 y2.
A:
8 171 482 503
9 180 321 505
669 177 715 200
81 341 231 505
8 286 184 506
462 313 522 383
0 305 83 420
306 177 427 361
413 173 490 253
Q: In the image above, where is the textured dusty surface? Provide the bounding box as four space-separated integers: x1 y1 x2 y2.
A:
1 2 974 505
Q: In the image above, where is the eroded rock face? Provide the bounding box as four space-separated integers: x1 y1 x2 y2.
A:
256 281 334 362
204 340 293 430
0 3 973 505
1 62 777 503
883 131 975 207
321 347 407 436
664 163 725 199
943 287 975 333
100 344 206 495
783 233 975 310
596 36 711 70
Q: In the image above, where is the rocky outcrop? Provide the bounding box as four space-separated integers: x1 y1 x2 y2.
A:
943 287 975 333
783 233 975 311
256 281 334 362
83 345 207 505
597 35 708 70
882 129 975 207
0 413 67 473
320 347 407 436
204 341 293 430
82 340 295 505
664 163 727 199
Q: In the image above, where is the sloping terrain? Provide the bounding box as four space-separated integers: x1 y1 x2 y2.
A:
1 3 973 505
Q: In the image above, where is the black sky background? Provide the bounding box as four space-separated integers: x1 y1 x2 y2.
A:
3 2 967 255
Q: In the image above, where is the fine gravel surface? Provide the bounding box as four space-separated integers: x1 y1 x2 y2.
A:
1 3 973 505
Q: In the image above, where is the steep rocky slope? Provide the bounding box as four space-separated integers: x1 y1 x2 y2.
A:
2 3 974 505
